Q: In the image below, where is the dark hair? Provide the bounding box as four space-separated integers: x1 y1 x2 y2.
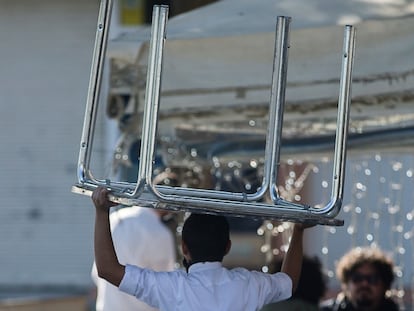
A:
182 213 230 263
336 247 395 290
271 255 327 304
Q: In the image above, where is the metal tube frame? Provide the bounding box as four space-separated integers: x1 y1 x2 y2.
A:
77 0 113 186
73 2 356 225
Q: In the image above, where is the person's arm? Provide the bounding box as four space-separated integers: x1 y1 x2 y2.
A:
92 187 125 286
280 224 306 293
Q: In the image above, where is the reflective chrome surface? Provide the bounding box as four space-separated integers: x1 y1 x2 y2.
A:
73 3 357 225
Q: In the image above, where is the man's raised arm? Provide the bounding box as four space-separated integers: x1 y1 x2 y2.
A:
92 187 125 286
281 223 308 293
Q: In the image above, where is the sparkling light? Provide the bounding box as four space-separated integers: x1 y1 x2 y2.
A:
252 153 413 309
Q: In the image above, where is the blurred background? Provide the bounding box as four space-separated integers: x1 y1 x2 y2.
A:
1 0 414 310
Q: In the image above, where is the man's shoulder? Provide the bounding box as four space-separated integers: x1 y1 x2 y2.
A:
319 297 339 311
319 295 400 311
110 206 143 219
262 299 319 311
382 298 400 311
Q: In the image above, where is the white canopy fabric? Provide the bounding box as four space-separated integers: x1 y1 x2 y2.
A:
162 0 414 38
108 0 414 149
115 0 414 41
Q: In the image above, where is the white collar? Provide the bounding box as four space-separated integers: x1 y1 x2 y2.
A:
188 261 223 273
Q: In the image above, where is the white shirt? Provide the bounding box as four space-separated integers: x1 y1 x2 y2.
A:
119 261 292 311
92 206 176 311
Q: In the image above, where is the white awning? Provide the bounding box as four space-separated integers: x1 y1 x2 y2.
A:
107 0 414 151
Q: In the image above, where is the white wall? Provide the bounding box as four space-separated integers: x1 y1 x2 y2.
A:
0 0 102 289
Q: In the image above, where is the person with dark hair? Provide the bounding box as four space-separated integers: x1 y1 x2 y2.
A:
181 213 230 268
260 255 327 311
319 246 399 311
92 186 310 311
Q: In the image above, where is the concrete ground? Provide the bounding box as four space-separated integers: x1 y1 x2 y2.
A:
0 295 89 311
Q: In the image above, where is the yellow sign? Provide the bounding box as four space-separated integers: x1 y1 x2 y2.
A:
120 0 146 25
